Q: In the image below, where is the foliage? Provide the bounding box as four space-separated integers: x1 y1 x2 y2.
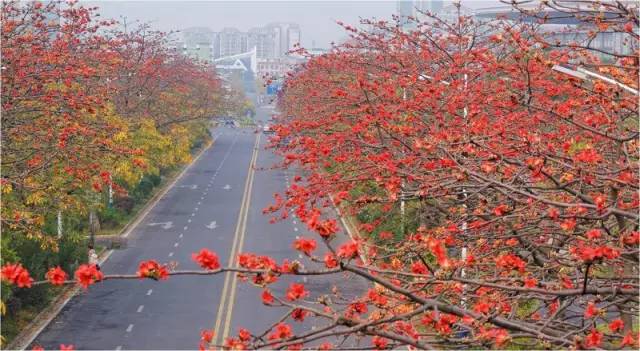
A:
1 1 639 350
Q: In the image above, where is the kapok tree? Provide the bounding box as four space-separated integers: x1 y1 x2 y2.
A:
3 2 638 351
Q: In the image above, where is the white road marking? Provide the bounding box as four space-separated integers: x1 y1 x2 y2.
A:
174 242 179 247
188 219 192 224
147 221 173 230
295 235 300 239
191 213 195 217
298 254 303 259
126 324 134 333
197 201 202 205
179 234 183 238
201 196 205 200
293 220 297 225
303 277 308 283
146 289 153 296
294 227 299 232
168 252 174 257
178 184 198 190
223 184 231 190
195 207 199 211
206 221 218 229
137 305 144 313
115 346 122 351
183 226 188 231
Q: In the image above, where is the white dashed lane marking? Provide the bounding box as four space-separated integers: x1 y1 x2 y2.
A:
137 305 144 313
179 234 183 238
168 252 174 257
174 242 179 247
294 227 299 232
183 226 188 231
126 324 134 333
146 289 153 296
115 346 122 351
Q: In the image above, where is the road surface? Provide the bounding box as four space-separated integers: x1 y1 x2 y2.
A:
32 106 366 350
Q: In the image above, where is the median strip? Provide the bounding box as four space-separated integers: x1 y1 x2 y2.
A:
212 133 260 345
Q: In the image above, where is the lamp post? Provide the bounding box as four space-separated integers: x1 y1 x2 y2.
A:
552 64 639 95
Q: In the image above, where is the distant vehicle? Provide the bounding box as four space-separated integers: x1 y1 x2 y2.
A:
263 124 275 134
224 119 236 127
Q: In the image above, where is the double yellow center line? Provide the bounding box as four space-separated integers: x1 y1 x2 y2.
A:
213 133 260 345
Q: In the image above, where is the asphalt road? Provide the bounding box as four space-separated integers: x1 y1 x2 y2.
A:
32 106 367 350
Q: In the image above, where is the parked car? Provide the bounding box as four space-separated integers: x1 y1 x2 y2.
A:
263 124 275 134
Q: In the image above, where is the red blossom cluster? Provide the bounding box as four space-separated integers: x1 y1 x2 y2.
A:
137 260 169 280
74 264 103 289
192 249 221 270
1 263 33 288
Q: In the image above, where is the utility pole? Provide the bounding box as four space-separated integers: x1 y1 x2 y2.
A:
89 209 98 247
108 173 113 207
57 210 62 239
400 87 407 235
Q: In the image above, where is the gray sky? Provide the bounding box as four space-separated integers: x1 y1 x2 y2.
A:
85 1 501 48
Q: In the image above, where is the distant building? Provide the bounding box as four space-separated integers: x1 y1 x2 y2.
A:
397 1 445 30
474 6 636 58
214 27 249 58
177 27 215 63
210 23 301 60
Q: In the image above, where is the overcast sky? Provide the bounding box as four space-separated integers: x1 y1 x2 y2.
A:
84 1 502 48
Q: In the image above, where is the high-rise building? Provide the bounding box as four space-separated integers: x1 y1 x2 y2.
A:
214 27 249 58
179 27 215 63
421 0 443 14
210 23 301 60
397 0 445 29
397 0 417 31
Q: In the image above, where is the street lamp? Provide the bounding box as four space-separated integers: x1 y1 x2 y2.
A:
552 64 639 95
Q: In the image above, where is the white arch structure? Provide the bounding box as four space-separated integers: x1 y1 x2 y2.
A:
213 47 257 76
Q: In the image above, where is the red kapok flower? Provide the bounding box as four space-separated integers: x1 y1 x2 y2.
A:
324 252 338 268
74 264 103 289
495 253 526 273
292 237 316 256
262 289 274 305
372 335 388 349
584 301 600 319
620 332 637 347
524 277 538 288
584 329 602 348
60 344 75 351
286 283 308 301
268 323 292 340
291 308 308 322
1 263 33 288
609 318 624 333
337 241 359 259
238 328 251 341
192 249 221 270
46 266 68 286
493 204 509 216
137 260 169 280
200 329 215 343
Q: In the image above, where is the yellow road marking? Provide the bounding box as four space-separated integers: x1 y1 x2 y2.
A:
213 133 260 345
220 135 259 341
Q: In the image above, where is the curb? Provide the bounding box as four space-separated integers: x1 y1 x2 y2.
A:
7 140 214 351
329 195 369 264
